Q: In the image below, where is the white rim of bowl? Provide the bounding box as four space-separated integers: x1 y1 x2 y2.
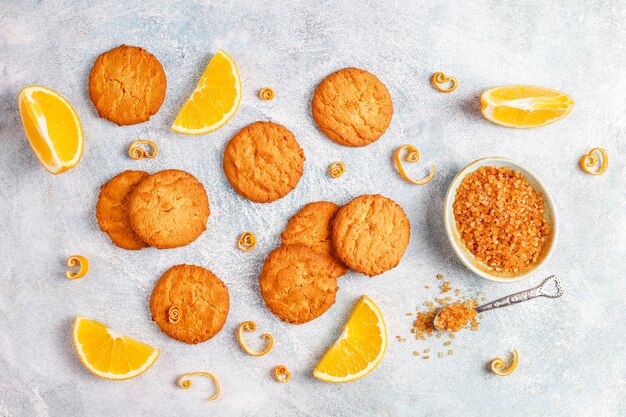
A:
443 157 559 283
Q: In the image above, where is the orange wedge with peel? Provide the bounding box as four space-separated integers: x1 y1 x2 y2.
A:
313 296 387 383
18 86 84 174
72 317 159 380
171 49 241 135
481 85 574 128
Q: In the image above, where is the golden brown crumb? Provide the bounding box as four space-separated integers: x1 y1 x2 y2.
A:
440 281 452 293
413 351 420 356
443 341 451 346
453 166 550 274
423 356 430 360
438 352 444 358
448 350 454 355
424 349 430 353
436 274 443 280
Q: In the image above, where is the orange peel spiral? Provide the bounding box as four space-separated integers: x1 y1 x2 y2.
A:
178 372 220 401
580 148 608 176
237 321 274 357
394 144 435 185
128 140 158 160
489 349 519 376
259 87 275 101
328 161 347 178
273 365 291 383
168 305 182 324
66 255 88 280
431 72 458 93
237 232 257 252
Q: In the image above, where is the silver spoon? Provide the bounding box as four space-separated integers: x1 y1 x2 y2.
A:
433 275 564 331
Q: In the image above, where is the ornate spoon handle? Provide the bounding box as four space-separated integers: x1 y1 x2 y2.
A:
475 275 563 314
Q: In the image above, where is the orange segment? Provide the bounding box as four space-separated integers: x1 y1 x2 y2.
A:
481 85 574 128
72 317 159 380
18 86 84 174
171 49 241 135
313 296 387 383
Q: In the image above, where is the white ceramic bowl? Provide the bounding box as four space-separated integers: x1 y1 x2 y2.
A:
443 157 558 283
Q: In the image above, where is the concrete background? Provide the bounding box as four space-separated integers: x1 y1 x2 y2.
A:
0 0 624 416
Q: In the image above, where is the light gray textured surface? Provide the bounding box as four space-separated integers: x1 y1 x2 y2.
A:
0 1 624 416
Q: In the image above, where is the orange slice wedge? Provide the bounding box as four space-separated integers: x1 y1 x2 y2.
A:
171 49 241 135
72 317 159 380
313 296 387 383
481 85 574 128
18 86 84 174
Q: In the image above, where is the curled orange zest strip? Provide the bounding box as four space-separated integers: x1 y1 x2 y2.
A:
168 306 182 324
328 161 346 178
580 148 608 176
238 232 256 252
259 87 275 101
490 349 519 376
178 372 220 401
237 321 274 357
394 144 436 185
66 255 88 280
274 365 291 383
128 140 158 160
431 72 458 93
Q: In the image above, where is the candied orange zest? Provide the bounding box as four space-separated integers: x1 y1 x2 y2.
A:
168 306 182 324
328 161 347 178
490 349 519 376
237 321 274 357
274 365 291 383
259 87 275 101
178 372 220 401
394 145 435 185
431 72 458 93
580 148 608 176
237 232 256 252
66 255 88 280
128 140 158 160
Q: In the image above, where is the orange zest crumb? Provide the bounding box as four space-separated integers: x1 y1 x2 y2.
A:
168 305 182 324
580 148 608 176
431 72 458 93
66 255 88 280
489 349 519 376
394 144 435 185
259 87 275 101
128 140 158 160
328 161 346 178
178 372 220 401
237 321 273 357
237 232 256 252
274 365 291 383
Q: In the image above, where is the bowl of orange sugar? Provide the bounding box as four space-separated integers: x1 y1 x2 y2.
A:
443 157 558 283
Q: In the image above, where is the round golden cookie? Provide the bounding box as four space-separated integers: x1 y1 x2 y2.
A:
150 264 229 344
312 67 393 147
95 170 149 250
332 194 410 276
260 245 340 324
89 44 167 126
223 121 305 203
281 201 349 276
128 169 210 249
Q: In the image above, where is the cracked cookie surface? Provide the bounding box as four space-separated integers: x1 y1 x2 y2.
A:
281 201 349 276
260 244 340 324
88 44 167 125
333 194 410 276
96 170 149 250
223 121 305 203
150 264 230 344
312 67 393 147
128 169 210 249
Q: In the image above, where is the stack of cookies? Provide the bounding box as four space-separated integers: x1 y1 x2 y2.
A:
96 169 210 250
260 195 410 324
